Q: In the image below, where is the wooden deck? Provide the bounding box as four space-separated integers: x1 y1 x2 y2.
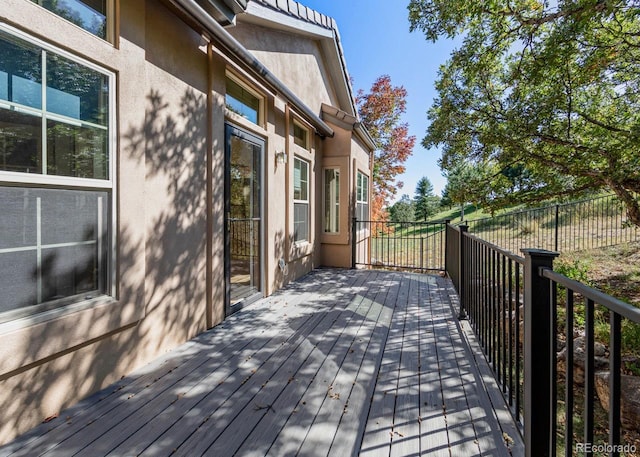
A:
0 269 524 457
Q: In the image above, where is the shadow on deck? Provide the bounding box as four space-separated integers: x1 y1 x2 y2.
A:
0 269 523 457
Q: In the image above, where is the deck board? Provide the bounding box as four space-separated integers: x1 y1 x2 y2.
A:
0 269 523 457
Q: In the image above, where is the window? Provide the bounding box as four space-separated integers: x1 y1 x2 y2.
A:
0 26 113 322
292 122 308 149
31 0 111 40
225 76 261 125
293 157 309 243
324 169 340 233
356 171 369 222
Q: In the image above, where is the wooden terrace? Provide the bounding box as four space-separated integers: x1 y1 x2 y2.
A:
1 269 523 457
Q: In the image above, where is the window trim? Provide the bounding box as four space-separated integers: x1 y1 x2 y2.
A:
293 156 310 244
0 23 117 314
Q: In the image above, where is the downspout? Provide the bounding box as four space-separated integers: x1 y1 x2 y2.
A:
284 104 291 264
170 0 335 138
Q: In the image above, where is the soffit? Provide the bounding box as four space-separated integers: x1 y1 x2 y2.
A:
196 0 248 25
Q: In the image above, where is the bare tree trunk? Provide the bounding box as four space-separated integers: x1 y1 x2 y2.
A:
608 183 640 228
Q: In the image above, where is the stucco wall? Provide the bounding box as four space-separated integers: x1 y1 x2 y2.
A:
0 0 372 445
228 22 339 116
0 0 215 443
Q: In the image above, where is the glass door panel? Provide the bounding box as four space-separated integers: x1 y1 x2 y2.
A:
225 125 263 310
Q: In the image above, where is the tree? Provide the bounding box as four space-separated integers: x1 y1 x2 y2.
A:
389 194 416 223
414 177 440 220
441 162 489 220
357 75 416 221
408 0 640 226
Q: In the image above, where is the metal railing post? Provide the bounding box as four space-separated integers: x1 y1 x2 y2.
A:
443 219 451 273
522 248 559 457
351 217 357 269
554 204 560 252
458 225 468 319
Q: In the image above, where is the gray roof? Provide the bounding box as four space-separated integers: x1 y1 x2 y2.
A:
250 0 338 31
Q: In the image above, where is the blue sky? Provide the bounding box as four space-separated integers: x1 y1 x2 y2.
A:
300 0 459 201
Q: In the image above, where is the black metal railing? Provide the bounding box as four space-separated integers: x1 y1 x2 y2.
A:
463 194 639 254
229 218 260 258
540 268 640 457
352 219 447 272
455 228 526 428
447 223 640 456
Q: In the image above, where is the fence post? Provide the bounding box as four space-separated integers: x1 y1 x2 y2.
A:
443 220 451 273
457 225 468 319
554 204 560 252
522 248 559 457
351 217 357 269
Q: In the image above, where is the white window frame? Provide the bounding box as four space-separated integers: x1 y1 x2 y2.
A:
323 167 340 234
293 156 310 243
356 171 369 223
0 23 116 321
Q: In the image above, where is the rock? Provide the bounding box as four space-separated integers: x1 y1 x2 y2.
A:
595 372 640 430
557 336 609 385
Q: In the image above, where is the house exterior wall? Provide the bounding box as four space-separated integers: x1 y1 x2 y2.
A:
0 0 372 445
0 0 217 443
228 22 340 115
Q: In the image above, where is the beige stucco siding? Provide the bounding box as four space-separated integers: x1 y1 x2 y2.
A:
0 0 215 443
228 23 339 115
0 0 372 445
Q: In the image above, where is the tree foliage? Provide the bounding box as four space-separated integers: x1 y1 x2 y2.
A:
389 194 416 222
414 177 440 220
408 0 640 226
441 162 491 218
357 75 416 220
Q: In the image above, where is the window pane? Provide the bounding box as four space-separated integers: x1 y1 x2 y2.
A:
0 187 38 249
41 189 104 245
0 186 109 320
41 244 98 301
35 0 107 39
0 32 42 109
46 52 109 126
47 119 108 179
293 123 307 149
294 202 308 242
324 169 339 233
226 77 259 124
363 175 369 201
294 159 302 200
0 251 38 313
0 108 42 174
356 172 369 204
294 158 308 201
